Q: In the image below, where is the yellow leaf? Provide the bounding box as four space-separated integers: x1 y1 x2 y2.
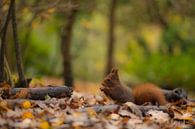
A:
187 107 192 112
39 121 50 129
87 108 97 116
181 117 193 121
175 127 182 129
175 116 193 121
22 112 34 119
22 101 31 109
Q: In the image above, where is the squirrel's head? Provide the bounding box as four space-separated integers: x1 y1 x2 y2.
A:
100 68 120 92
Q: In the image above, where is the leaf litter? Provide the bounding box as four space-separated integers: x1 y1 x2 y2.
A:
0 91 194 129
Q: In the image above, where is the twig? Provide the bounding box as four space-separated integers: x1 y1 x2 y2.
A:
4 56 13 86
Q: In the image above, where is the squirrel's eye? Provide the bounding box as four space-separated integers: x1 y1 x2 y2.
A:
106 79 111 82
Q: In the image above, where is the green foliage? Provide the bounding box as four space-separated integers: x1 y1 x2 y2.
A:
123 50 195 90
20 16 62 77
72 13 107 81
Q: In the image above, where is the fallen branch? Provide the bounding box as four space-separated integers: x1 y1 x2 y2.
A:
79 104 120 113
0 86 72 100
137 105 167 112
79 104 168 114
162 88 187 102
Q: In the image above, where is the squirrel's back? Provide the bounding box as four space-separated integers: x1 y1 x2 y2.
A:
133 83 167 105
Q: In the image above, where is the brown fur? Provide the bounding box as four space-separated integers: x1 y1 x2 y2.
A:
100 69 134 103
101 68 167 105
133 83 167 105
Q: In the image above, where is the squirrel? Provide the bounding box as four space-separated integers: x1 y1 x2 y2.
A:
100 68 167 105
133 83 167 105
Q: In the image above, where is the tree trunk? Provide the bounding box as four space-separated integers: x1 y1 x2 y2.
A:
0 0 13 83
105 0 117 75
0 4 2 80
11 0 27 87
0 1 3 32
61 8 77 87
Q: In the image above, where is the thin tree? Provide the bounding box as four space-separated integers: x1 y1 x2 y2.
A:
0 0 4 33
11 0 27 87
0 0 13 83
105 0 117 75
61 2 78 87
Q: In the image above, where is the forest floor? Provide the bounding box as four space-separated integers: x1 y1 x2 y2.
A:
0 77 194 129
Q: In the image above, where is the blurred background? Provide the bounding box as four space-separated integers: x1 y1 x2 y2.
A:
0 0 195 92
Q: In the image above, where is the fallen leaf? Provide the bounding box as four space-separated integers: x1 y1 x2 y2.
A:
1 82 11 98
87 108 97 117
50 118 64 126
175 127 182 129
14 89 29 99
39 120 50 129
22 112 34 119
0 100 10 111
146 110 170 123
109 113 120 120
187 106 192 112
22 101 31 109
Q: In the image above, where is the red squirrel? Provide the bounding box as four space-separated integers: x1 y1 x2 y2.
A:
133 83 167 105
100 68 167 105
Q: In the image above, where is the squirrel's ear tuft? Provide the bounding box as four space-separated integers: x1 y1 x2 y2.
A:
111 68 118 73
110 68 119 80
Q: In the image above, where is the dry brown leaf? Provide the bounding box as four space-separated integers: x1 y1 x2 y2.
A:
175 127 182 129
50 118 64 126
87 108 97 117
109 113 120 120
146 110 170 123
186 106 193 112
174 112 193 121
172 108 183 115
14 89 29 99
0 82 11 98
0 100 10 111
